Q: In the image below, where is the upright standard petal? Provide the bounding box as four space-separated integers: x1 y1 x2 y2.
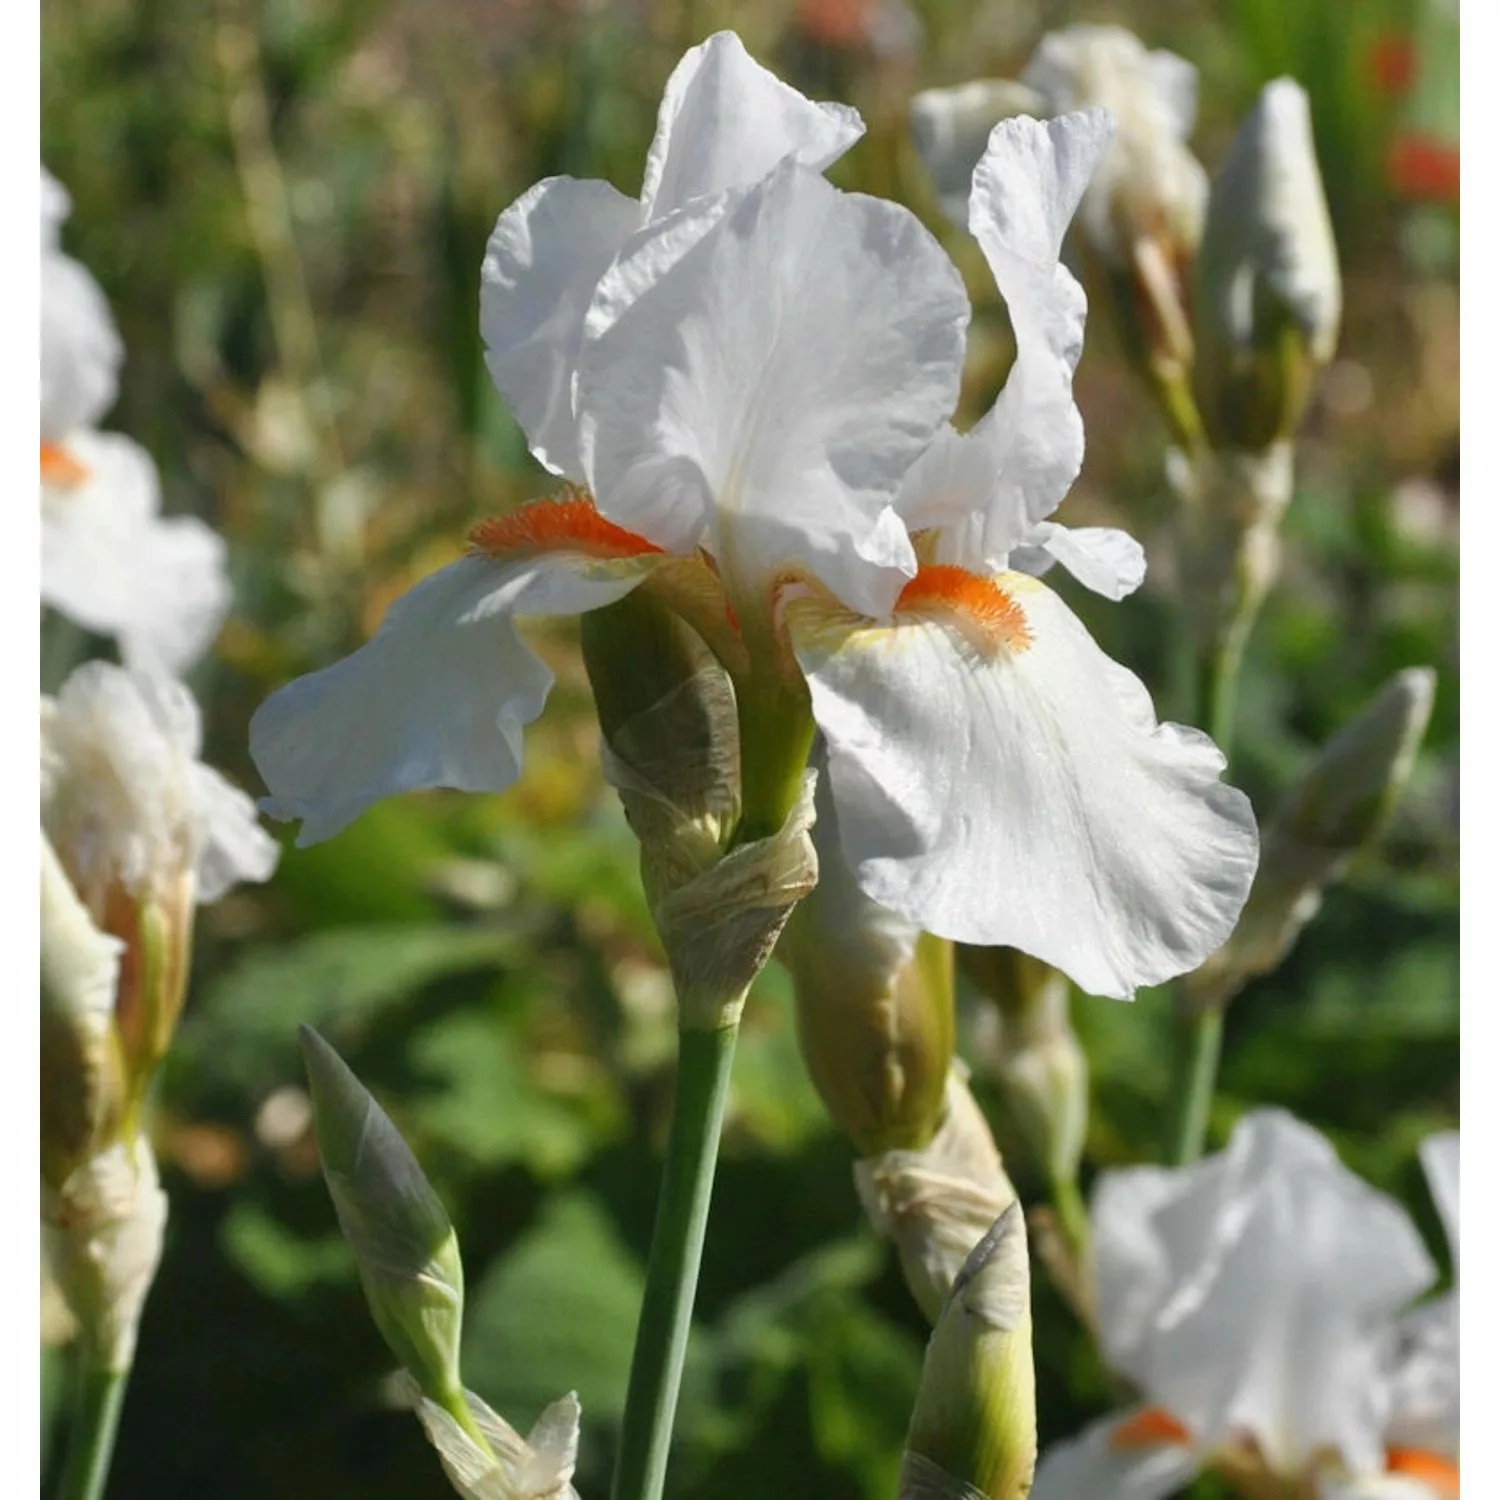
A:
481 33 864 483
41 430 231 674
1031 1409 1201 1500
480 177 640 481
897 111 1113 571
639 30 863 220
251 543 660 846
789 573 1257 998
578 161 968 617
1093 1112 1437 1475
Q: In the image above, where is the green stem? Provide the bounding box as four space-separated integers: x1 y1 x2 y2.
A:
58 1360 130 1500
1161 1005 1224 1166
1051 1174 1091 1263
611 1023 740 1500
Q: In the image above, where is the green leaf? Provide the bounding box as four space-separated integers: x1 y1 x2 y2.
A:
407 1007 621 1175
176 924 520 1094
462 1190 645 1429
220 1200 354 1300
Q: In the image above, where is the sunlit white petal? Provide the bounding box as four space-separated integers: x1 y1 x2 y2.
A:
578 162 967 616
250 554 655 846
640 30 862 220
480 177 640 480
1031 1410 1201 1500
41 431 231 674
1008 520 1146 599
790 576 1256 997
480 32 863 482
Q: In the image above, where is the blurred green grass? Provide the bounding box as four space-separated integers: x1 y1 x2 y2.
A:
42 1 1457 1496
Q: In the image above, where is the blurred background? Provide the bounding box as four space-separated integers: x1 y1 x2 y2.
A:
41 0 1458 1495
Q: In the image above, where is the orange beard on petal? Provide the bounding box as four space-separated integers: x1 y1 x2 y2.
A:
1386 1446 1459 1496
894 565 1034 655
41 441 90 488
467 489 663 562
1108 1408 1193 1451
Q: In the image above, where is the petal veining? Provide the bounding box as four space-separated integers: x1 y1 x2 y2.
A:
790 576 1257 997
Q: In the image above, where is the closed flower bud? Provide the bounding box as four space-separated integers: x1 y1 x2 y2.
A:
41 834 126 1189
1195 79 1341 451
901 1203 1037 1500
783 777 954 1154
1188 667 1436 1009
961 948 1087 1189
300 1026 467 1416
857 1068 1018 1321
42 1138 167 1372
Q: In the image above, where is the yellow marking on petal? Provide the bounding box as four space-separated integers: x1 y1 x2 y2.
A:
1386 1447 1459 1496
41 441 89 488
894 565 1033 654
467 489 663 562
1108 1408 1193 1452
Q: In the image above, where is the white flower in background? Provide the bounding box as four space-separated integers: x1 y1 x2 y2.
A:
44 662 279 922
251 38 1256 999
1031 1111 1460 1500
1383 1133 1459 1469
42 429 233 675
41 167 123 447
910 24 1207 265
41 165 231 673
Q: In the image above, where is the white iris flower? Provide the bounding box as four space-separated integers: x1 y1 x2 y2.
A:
1032 1111 1459 1500
910 23 1207 266
41 166 230 674
250 32 1256 999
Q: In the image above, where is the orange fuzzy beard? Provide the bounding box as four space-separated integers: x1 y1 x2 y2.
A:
467 491 662 562
1109 1408 1193 1452
894 565 1033 653
41 441 89 487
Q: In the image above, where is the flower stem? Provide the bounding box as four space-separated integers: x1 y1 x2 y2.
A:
1165 576 1257 1165
1051 1173 1091 1262
1161 1005 1224 1166
58 1359 131 1500
611 1022 739 1500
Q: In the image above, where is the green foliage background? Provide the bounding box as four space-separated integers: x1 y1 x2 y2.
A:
42 0 1457 1496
